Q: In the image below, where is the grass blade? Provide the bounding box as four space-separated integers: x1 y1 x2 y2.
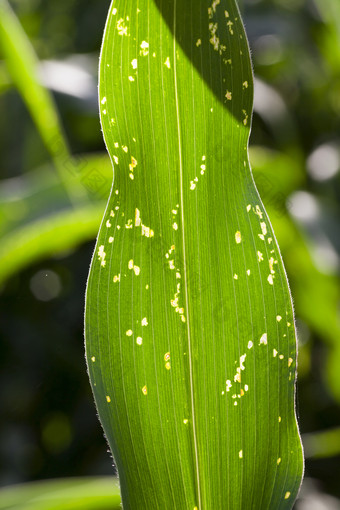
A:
0 0 84 203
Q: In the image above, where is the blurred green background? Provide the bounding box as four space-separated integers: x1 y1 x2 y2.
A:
0 0 340 508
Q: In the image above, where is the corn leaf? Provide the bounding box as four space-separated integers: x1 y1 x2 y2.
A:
0 477 121 510
85 1 304 508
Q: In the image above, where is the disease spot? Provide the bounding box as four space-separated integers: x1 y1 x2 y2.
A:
135 208 141 226
277 458 282 465
126 330 133 337
145 284 149 290
165 362 171 370
101 97 107 105
106 220 111 228
142 317 148 326
164 57 171 68
259 333 267 345
243 81 248 89
131 58 137 69
225 90 232 100
227 20 234 35
108 236 114 244
164 352 170 362
142 386 148 395
246 204 251 212
273 349 278 357
234 274 238 280
279 354 284 360
268 274 274 285
284 492 291 500
112 8 117 15
113 274 120 283
235 231 242 244
140 41 149 56
260 222 267 236
247 341 253 349
122 145 128 153
276 315 282 322
169 260 175 270
98 245 106 267
226 380 232 392
279 416 282 423
244 384 249 391
183 419 189 425
128 76 134 82
173 222 178 231
246 269 251 276
239 450 243 459
117 18 128 36
91 356 96 362
255 205 263 218
257 251 263 262
196 39 202 47
288 358 293 367
136 337 143 345
106 396 111 403
258 234 265 241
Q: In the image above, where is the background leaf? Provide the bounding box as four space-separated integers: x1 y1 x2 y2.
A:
85 1 304 508
0 477 121 510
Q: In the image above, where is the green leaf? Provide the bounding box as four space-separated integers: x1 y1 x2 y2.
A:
0 477 121 510
0 153 112 284
85 1 304 508
0 0 85 203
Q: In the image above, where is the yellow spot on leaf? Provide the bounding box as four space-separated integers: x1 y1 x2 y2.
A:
235 231 242 244
268 274 274 285
284 492 291 500
260 333 268 345
142 386 147 395
91 356 96 362
126 330 133 337
239 450 243 459
98 245 106 267
140 41 149 56
164 57 171 68
142 317 148 326
225 90 232 100
106 396 111 403
136 337 143 345
117 18 128 36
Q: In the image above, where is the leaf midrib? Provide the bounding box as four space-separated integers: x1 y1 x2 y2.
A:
172 1 201 508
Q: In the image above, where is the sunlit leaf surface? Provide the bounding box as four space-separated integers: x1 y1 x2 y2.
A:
0 477 121 510
85 1 304 508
